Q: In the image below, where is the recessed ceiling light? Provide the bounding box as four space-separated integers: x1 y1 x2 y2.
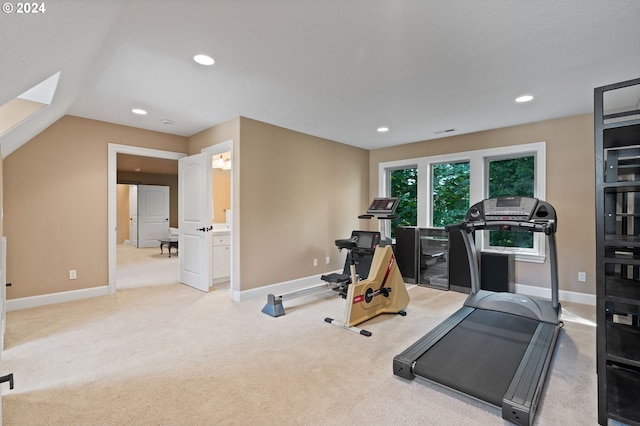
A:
194 54 215 66
377 127 389 133
161 119 174 125
515 95 534 103
132 108 147 115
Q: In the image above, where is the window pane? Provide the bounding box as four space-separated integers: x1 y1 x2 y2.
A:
390 168 417 237
432 162 470 227
488 156 534 248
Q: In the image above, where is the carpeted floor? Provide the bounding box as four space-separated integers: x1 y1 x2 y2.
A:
116 244 179 289
0 252 597 425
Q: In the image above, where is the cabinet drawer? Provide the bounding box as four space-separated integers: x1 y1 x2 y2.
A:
212 235 230 246
606 362 640 424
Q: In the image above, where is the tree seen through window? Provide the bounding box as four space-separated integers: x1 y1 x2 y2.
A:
488 156 535 248
390 168 417 237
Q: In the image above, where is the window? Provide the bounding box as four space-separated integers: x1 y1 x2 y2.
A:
432 161 470 227
379 142 546 263
487 155 535 249
389 167 417 238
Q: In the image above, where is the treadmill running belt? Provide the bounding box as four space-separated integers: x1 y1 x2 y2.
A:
413 309 539 407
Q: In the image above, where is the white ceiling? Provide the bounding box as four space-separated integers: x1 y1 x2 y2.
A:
1 0 639 158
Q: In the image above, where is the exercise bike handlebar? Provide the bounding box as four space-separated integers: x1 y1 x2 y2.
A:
335 236 358 250
358 214 398 220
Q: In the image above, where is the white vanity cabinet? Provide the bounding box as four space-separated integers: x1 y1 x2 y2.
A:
212 232 230 283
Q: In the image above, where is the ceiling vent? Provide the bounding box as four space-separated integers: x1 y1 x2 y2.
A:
434 128 457 135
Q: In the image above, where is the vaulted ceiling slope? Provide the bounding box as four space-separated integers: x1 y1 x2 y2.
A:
1 0 639 157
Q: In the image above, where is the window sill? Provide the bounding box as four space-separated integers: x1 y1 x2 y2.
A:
482 249 546 264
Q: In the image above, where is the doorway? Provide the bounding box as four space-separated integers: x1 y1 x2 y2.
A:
108 142 236 295
116 182 176 289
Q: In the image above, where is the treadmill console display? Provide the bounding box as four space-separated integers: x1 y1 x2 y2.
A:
482 196 538 221
463 196 556 233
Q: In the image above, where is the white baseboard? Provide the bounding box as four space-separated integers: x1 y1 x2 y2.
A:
5 281 595 311
7 286 110 311
516 283 596 306
231 270 342 302
233 277 597 306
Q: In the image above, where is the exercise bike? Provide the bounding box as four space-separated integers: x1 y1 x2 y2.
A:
261 230 381 317
324 197 410 336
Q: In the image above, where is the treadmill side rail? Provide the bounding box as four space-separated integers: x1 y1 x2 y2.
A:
502 322 561 426
393 306 473 379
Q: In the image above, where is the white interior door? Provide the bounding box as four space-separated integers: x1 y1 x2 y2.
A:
129 185 138 247
1 237 6 341
0 237 4 418
179 153 212 292
138 185 170 248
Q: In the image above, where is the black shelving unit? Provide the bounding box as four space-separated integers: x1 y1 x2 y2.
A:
418 228 448 290
595 77 640 426
395 226 449 290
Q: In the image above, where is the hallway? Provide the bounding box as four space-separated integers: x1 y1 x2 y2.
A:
116 244 178 289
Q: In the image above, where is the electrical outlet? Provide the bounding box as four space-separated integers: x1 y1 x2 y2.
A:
578 272 586 282
69 270 77 280
326 256 330 265
313 258 318 267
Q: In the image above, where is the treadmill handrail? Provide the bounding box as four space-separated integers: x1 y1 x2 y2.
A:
394 196 562 426
445 220 556 235
462 220 556 235
456 198 560 310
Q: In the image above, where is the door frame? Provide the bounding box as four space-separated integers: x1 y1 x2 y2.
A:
129 184 138 246
201 140 238 297
108 144 186 295
108 141 239 297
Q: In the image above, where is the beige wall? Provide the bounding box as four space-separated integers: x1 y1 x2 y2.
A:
186 116 370 292
237 117 369 290
3 115 187 299
212 168 230 223
116 184 130 243
187 117 239 155
2 111 596 301
369 114 595 295
188 117 237 224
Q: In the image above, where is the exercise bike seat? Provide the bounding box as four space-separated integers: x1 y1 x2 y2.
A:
335 236 358 250
321 273 351 284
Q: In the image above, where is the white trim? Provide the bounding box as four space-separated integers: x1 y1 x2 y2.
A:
378 141 546 207
231 271 341 302
515 283 596 306
108 144 187 295
378 142 547 261
482 249 546 264
233 275 597 306
6 286 109 311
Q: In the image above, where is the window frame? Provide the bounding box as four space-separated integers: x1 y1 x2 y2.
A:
378 142 546 263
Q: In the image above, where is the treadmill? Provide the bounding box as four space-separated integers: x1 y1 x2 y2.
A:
393 197 562 426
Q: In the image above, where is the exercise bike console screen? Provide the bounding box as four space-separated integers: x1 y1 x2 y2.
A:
356 232 374 249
